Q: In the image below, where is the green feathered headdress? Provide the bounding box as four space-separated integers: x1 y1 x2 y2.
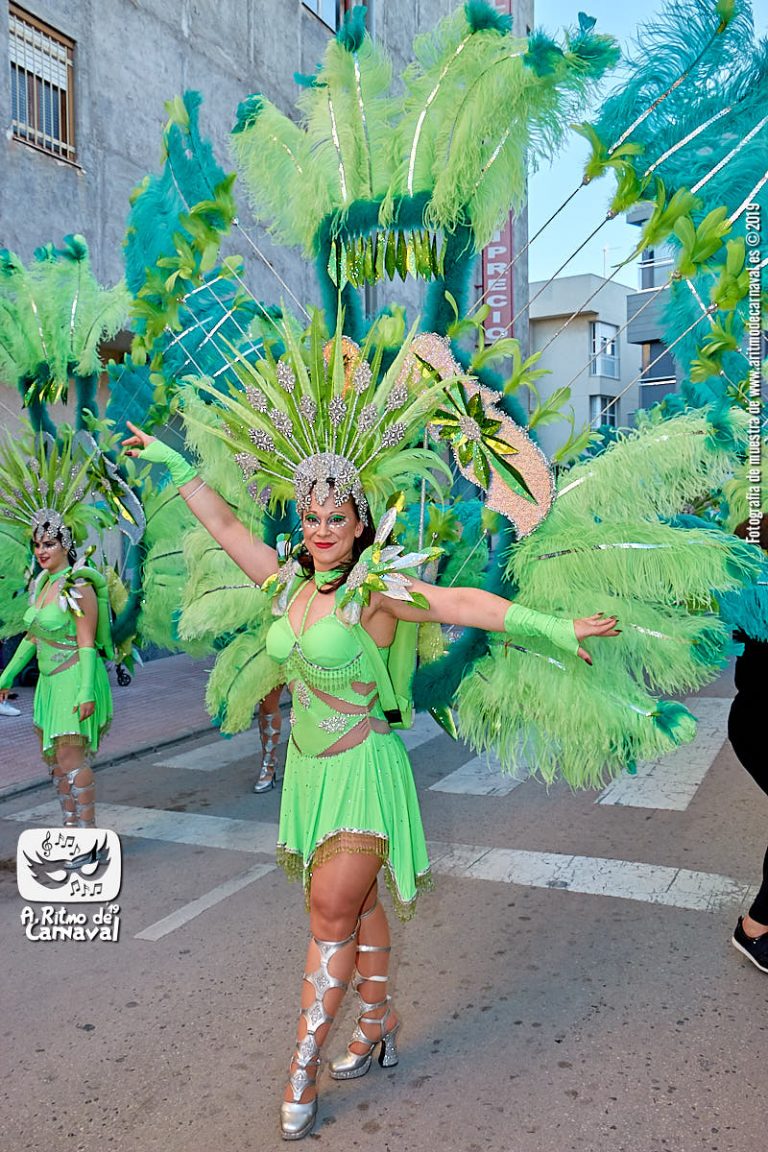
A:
0 421 145 550
185 311 455 525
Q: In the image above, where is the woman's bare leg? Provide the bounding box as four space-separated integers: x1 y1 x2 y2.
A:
282 852 383 1111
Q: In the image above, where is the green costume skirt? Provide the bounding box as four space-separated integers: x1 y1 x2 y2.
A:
277 729 432 920
34 659 113 765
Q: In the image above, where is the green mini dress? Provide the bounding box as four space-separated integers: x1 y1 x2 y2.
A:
266 580 431 919
23 573 113 765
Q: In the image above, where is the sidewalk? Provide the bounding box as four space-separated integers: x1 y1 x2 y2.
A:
0 654 218 798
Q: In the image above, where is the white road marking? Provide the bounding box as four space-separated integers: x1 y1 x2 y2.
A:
427 840 754 912
398 711 446 752
597 697 730 811
5 802 278 855
135 863 275 941
153 729 286 771
7 799 753 914
430 754 529 796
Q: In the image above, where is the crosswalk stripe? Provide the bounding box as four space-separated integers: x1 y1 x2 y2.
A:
4 801 753 914
597 697 731 811
153 729 288 771
430 754 529 796
135 863 275 941
426 840 755 913
5 802 278 855
397 711 446 752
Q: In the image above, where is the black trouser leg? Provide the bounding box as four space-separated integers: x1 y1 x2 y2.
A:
729 694 768 926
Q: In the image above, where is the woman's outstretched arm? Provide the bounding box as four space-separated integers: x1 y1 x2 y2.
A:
123 422 278 586
371 579 619 665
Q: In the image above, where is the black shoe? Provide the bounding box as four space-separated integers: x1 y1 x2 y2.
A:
732 917 768 973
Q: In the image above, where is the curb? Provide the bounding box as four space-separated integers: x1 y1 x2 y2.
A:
0 721 218 803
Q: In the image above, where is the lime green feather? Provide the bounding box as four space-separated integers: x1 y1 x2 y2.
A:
553 409 748 526
722 436 768 532
179 389 265 530
178 526 270 643
205 632 282 734
0 523 29 639
429 34 596 245
294 22 395 216
387 9 505 206
507 521 759 611
230 95 327 254
455 640 698 789
318 25 395 202
0 239 129 403
138 483 206 654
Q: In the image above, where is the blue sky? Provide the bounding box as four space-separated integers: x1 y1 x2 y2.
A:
528 0 768 286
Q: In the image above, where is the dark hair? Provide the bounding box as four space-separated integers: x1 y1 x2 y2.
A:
734 515 768 552
32 525 77 567
296 491 376 594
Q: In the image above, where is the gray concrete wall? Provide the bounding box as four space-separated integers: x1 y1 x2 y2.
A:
0 0 532 402
0 2 459 287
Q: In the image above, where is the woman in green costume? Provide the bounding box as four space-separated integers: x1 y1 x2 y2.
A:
0 521 113 826
123 322 617 1141
0 425 134 829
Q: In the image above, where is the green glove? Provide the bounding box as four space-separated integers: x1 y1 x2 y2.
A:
503 601 578 656
76 646 98 705
0 637 36 692
138 439 198 489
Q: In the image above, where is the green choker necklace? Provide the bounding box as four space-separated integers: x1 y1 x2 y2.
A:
313 567 345 588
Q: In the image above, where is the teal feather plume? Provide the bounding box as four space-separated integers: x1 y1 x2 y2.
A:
125 91 231 300
593 0 752 160
464 0 512 35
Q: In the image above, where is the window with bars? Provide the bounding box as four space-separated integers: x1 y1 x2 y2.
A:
589 320 620 379
9 4 75 161
589 394 618 429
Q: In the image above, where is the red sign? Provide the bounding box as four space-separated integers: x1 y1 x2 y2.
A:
481 0 516 341
482 218 515 341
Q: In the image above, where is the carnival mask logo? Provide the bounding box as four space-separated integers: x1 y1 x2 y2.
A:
17 829 122 902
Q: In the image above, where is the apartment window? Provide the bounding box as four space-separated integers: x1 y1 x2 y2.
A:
589 395 618 429
589 321 619 379
9 4 75 161
639 246 675 290
641 340 676 385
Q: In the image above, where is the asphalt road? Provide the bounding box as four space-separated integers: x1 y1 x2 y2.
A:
1 670 766 1152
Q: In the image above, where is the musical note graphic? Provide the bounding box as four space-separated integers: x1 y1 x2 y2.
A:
41 831 52 858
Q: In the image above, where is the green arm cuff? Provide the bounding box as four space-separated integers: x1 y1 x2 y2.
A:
0 637 36 691
138 439 198 488
503 601 579 656
77 646 98 704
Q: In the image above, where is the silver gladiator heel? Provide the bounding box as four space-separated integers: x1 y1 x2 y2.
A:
68 768 96 827
280 929 355 1141
53 770 77 826
329 903 399 1081
254 708 280 793
53 766 95 827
